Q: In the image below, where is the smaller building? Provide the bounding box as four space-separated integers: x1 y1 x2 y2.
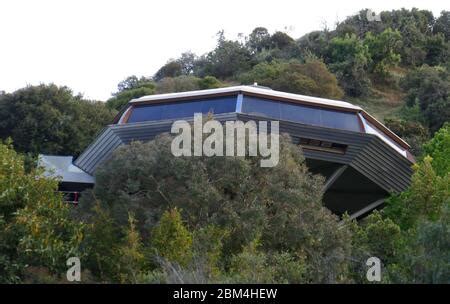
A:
38 155 94 203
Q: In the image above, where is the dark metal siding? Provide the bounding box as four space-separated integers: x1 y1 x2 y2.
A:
74 112 413 192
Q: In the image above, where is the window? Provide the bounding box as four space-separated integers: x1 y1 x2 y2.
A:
241 96 361 132
299 138 347 154
127 96 237 123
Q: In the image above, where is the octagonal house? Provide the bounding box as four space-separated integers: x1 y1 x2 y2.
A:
40 85 414 219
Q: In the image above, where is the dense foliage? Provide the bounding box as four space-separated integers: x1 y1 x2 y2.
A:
0 84 115 157
0 121 448 284
0 141 85 283
0 8 449 284
76 132 352 283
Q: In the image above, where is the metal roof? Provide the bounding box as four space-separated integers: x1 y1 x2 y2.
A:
38 155 95 184
130 85 362 111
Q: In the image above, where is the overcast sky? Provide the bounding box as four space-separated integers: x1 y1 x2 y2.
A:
0 0 447 100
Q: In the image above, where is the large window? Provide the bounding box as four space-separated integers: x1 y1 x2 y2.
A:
241 96 362 132
126 94 362 133
127 96 237 123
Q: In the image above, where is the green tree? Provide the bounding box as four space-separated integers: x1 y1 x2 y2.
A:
247 27 271 53
328 34 371 96
239 59 343 99
154 61 183 81
384 118 429 156
386 207 450 283
156 75 201 93
81 200 122 282
0 141 84 281
0 84 115 156
196 31 254 78
423 123 450 176
385 156 449 230
107 76 155 111
434 11 450 41
424 33 449 66
117 213 146 283
151 208 193 267
88 131 351 283
197 76 223 90
401 65 450 132
364 28 402 76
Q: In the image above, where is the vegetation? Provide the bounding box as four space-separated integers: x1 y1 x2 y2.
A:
0 8 448 283
0 84 115 157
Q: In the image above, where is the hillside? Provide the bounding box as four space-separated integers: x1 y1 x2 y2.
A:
104 8 449 156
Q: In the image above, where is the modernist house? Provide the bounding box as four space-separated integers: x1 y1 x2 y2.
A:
40 85 414 218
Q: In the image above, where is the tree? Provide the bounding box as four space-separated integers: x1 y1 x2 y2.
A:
401 65 450 132
0 84 115 156
247 27 271 53
386 207 450 283
156 75 202 94
116 75 153 92
364 28 402 76
0 141 84 281
434 11 450 41
239 59 343 99
384 118 429 156
328 34 371 96
423 123 450 177
117 213 146 283
270 31 296 50
86 131 352 283
177 52 197 75
151 208 193 267
197 76 222 90
154 61 183 81
424 33 449 66
385 156 449 230
81 200 122 282
196 31 254 78
298 31 331 61
107 76 155 111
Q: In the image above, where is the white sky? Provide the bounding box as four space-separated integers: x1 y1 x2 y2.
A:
0 0 447 100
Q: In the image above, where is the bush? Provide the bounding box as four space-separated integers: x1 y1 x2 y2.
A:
401 65 450 132
0 141 84 280
328 34 371 96
423 123 450 176
239 59 344 99
87 130 352 283
151 208 193 267
0 84 115 156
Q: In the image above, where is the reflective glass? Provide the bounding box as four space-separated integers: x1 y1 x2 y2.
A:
127 96 237 123
241 96 361 132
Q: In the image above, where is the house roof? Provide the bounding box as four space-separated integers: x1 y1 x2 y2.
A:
38 155 95 184
129 85 363 111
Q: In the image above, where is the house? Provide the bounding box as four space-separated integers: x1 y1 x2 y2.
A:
40 85 414 218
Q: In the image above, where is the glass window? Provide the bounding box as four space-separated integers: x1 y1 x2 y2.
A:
320 109 361 131
279 102 322 126
241 95 361 132
127 96 237 123
241 96 281 119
